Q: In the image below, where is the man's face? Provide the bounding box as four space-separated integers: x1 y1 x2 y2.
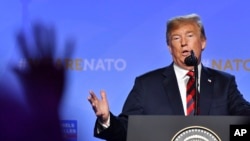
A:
168 23 206 70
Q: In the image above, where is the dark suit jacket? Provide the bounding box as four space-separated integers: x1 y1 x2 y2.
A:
94 63 250 141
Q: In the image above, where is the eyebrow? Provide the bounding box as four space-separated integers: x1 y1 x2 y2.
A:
171 31 194 36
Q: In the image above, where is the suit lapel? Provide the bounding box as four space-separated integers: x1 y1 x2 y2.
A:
199 66 214 115
161 64 214 115
162 64 185 115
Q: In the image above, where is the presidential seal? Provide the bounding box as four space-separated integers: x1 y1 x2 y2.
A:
171 126 221 141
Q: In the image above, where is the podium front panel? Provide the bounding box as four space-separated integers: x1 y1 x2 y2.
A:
127 115 250 141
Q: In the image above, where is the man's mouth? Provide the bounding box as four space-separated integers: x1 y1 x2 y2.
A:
182 50 191 56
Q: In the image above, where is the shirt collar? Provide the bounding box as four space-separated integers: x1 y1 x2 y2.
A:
173 63 202 79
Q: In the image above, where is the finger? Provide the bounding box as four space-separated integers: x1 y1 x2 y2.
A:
16 31 31 60
89 90 99 100
87 97 97 111
100 90 107 102
46 25 56 57
88 90 100 105
63 38 75 58
87 95 96 105
33 22 45 57
33 22 54 59
87 95 93 103
88 96 100 114
89 102 98 113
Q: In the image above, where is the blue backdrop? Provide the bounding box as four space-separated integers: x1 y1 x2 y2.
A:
1 0 250 140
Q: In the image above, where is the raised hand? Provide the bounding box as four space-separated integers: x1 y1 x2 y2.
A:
88 90 110 124
14 22 74 111
12 22 74 141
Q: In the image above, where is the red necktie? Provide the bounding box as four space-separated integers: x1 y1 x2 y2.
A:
186 71 195 116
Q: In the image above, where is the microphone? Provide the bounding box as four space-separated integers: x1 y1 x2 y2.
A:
184 50 198 66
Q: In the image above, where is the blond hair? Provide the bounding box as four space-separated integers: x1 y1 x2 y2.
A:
166 13 206 45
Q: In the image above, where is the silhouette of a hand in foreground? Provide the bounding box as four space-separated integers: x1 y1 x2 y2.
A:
14 22 74 141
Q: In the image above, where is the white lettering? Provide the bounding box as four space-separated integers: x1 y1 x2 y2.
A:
83 58 126 71
234 129 247 136
95 59 106 71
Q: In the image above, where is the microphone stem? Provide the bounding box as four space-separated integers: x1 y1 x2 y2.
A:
194 64 199 115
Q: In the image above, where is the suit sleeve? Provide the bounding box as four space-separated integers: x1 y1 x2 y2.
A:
228 76 250 115
94 112 128 141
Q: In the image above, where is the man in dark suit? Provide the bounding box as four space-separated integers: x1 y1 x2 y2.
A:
88 13 250 141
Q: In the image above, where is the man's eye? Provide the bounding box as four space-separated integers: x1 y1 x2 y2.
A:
172 36 180 40
187 34 193 37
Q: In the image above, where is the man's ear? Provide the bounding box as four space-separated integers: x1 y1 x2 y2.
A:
168 45 173 54
201 39 206 51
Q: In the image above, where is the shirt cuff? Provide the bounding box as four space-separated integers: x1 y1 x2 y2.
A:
96 115 111 134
